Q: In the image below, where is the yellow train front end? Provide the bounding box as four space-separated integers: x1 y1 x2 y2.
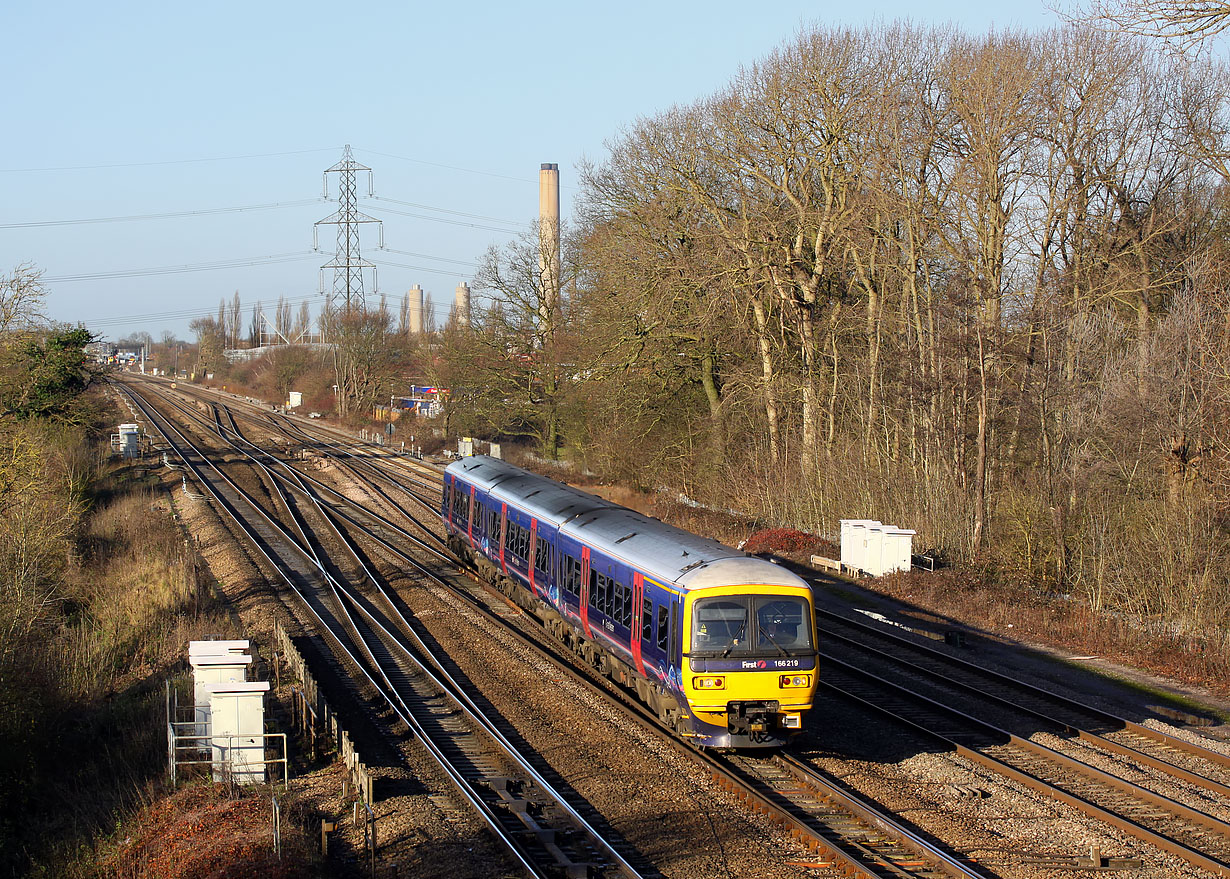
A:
681 583 818 748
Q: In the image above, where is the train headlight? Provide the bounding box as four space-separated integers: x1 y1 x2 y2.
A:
779 674 810 688
692 676 726 690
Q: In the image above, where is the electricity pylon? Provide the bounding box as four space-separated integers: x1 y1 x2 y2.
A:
314 144 383 315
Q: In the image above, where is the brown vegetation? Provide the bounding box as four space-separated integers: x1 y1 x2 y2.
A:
96 783 318 879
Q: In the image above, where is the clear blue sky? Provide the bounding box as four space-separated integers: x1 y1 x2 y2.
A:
1 0 1058 343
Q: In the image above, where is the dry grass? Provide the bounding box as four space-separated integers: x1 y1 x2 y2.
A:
60 486 238 698
89 782 322 879
9 465 244 877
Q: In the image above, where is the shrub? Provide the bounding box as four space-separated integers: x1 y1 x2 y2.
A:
742 528 822 555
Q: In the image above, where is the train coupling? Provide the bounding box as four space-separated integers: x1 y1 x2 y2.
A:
727 700 781 735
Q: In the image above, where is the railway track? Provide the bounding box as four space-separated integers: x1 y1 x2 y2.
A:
130 374 1230 877
127 376 990 879
816 608 1230 799
821 653 1230 877
120 380 648 879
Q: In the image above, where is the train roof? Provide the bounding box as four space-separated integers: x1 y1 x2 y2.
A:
447 455 613 523
446 456 809 592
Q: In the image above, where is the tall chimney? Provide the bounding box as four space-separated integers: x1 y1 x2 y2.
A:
408 284 424 335
539 163 561 317
454 282 471 327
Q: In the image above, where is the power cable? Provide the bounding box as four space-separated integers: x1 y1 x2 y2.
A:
367 203 523 234
44 251 320 283
370 258 471 277
79 290 326 328
355 147 538 184
0 198 323 229
366 195 522 227
376 248 479 269
0 147 342 174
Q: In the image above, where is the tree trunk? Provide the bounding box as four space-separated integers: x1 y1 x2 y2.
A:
751 295 780 464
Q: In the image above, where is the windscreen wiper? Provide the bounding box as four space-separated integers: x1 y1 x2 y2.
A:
759 628 790 658
719 621 748 657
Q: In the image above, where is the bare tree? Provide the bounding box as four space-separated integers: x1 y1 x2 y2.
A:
189 316 223 376
325 306 398 418
0 264 48 337
294 301 311 342
228 291 242 349
1059 0 1230 50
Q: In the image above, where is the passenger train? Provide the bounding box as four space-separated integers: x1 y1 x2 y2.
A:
442 455 818 747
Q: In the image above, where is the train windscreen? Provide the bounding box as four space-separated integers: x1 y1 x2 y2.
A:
691 595 812 657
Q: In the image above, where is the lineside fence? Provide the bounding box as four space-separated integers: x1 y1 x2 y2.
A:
273 621 375 804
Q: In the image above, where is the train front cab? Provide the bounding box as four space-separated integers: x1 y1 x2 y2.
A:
682 584 818 748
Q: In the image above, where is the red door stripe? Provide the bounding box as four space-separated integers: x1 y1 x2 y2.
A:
631 572 646 676
528 519 538 595
580 546 592 639
466 485 475 546
499 503 508 574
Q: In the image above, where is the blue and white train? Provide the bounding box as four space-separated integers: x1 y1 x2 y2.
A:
442 455 818 748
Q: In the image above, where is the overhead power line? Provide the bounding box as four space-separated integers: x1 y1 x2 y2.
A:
370 258 471 277
0 147 343 174
367 203 523 234
355 147 538 185
43 251 320 284
377 248 479 269
367 195 523 227
80 290 326 328
0 198 323 229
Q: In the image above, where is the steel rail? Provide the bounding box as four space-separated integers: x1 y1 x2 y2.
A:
209 398 650 879
817 622 1230 799
121 382 633 879
216 411 649 879
816 606 1230 774
821 656 1230 878
187 397 450 559
133 378 986 878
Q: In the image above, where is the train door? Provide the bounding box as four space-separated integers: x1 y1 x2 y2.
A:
579 546 592 638
631 573 646 675
466 485 476 545
670 598 681 683
498 503 508 574
528 519 538 595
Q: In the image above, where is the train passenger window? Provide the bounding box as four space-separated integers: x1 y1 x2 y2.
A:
560 554 581 595
611 581 632 628
656 606 669 651
505 521 531 560
642 597 652 643
590 570 615 615
534 536 551 574
488 506 500 539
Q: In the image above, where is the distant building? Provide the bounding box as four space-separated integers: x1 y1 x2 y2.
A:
385 386 448 419
86 341 116 364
